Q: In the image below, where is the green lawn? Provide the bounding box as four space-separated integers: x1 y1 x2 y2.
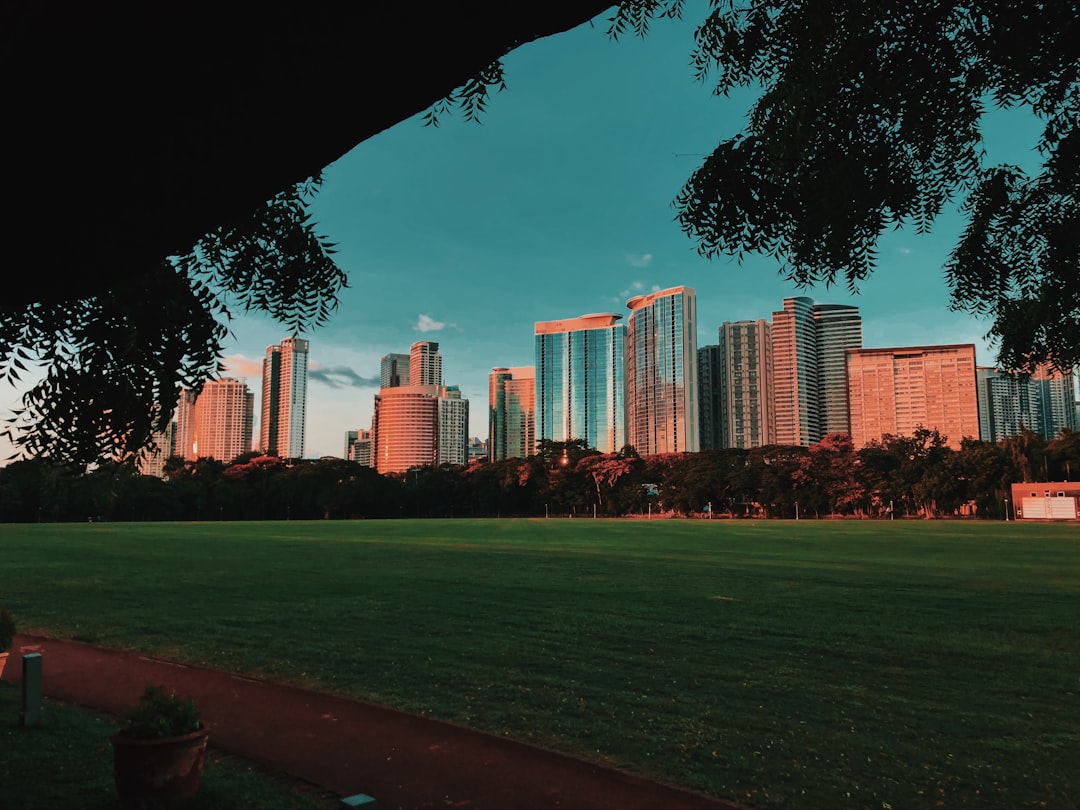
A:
2 519 1077 808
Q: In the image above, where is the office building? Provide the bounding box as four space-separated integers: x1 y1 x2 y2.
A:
489 366 536 460
846 344 979 449
771 297 861 446
535 313 626 454
174 388 197 463
380 353 410 388
260 336 309 459
625 286 699 454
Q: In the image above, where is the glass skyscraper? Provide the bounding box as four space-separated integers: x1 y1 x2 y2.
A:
625 286 699 455
535 313 625 453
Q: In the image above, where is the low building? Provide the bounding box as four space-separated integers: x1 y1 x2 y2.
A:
1010 481 1080 520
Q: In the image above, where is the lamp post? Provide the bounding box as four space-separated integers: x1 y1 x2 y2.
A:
1004 496 1010 521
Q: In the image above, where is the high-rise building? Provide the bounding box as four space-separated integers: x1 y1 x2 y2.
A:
380 353 410 388
697 345 724 450
345 429 374 466
535 313 626 453
846 344 979 449
489 366 536 460
771 297 861 446
717 319 774 449
437 385 469 466
977 365 1077 442
137 420 177 478
174 388 197 462
173 378 253 461
410 341 442 387
372 384 439 474
625 287 699 455
260 337 308 459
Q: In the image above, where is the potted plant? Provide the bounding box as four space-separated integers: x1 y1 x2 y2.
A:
110 685 210 809
0 608 14 677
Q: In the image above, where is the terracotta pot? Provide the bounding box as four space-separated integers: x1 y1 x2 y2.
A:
111 724 210 809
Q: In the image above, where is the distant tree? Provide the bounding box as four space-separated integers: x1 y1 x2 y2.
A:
794 433 863 517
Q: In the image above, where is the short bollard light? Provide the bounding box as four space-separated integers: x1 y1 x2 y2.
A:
21 653 42 727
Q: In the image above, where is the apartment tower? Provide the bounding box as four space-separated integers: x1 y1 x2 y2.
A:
718 319 774 449
489 366 536 460
771 297 861 446
260 337 309 459
410 341 442 387
846 344 979 449
625 286 699 454
535 313 626 454
977 365 1077 442
174 378 253 462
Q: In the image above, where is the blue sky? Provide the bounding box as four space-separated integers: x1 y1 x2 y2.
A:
3 4 1046 461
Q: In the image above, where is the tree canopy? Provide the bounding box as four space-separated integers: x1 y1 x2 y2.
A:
4 2 1079 463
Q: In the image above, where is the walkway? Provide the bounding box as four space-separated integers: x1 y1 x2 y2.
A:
2 634 747 810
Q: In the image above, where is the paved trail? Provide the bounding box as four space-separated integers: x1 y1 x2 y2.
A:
2 635 747 810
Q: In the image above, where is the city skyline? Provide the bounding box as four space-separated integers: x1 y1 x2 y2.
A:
1 3 1047 462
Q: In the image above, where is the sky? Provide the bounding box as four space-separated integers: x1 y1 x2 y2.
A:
2 4 1047 462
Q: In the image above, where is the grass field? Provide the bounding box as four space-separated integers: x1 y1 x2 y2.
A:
2 518 1077 808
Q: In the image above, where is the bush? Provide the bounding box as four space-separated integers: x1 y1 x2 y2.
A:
117 685 201 739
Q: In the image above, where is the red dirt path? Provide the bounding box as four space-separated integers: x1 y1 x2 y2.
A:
3 634 749 810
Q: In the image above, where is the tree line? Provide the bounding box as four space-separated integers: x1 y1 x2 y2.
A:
3 429 1079 524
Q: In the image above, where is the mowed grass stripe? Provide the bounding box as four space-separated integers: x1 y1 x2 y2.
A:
2 519 1077 808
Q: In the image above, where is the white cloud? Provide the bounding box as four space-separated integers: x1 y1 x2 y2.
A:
222 354 262 378
415 314 447 332
626 253 653 268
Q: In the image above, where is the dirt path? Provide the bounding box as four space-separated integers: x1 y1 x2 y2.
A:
2 634 748 810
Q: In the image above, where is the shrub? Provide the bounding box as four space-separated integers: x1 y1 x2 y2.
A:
117 685 202 739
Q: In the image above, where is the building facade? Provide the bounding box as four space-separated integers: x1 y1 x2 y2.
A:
409 341 442 387
770 297 861 446
379 353 410 388
437 385 469 466
717 319 774 449
345 428 374 466
535 313 626 454
697 345 723 450
625 287 699 454
489 366 536 460
173 378 253 462
372 384 440 474
260 336 309 459
846 344 979 449
977 365 1078 442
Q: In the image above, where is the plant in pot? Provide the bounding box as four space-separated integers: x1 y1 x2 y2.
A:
111 685 210 809
0 607 14 677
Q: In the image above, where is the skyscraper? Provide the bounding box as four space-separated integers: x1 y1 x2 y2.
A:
717 319 774 449
489 366 536 460
410 341 442 387
437 385 469 466
372 385 439 473
771 297 861 446
846 344 979 449
174 378 253 461
696 345 724 450
260 337 309 459
977 365 1077 442
535 313 625 453
379 353 410 388
625 286 699 455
